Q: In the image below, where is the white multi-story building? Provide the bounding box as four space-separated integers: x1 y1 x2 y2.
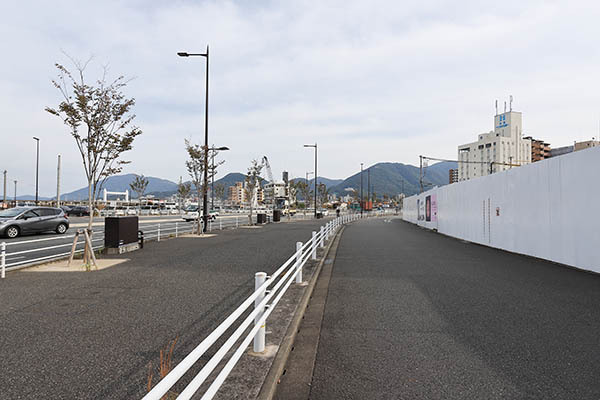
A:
458 110 532 181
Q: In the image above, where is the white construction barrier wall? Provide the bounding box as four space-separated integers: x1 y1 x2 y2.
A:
403 146 600 273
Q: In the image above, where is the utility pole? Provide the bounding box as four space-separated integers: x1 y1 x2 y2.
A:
419 155 423 193
360 163 363 216
56 155 61 207
367 168 370 211
13 180 17 207
2 170 6 208
33 137 40 205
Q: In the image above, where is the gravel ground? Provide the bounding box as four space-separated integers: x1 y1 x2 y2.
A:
0 219 328 400
309 218 600 400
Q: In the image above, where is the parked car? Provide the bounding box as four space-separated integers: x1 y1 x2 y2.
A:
0 206 70 238
182 206 218 222
64 205 90 217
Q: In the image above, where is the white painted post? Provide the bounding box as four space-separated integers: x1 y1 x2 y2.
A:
311 231 317 260
175 222 178 238
295 241 303 283
220 219 222 230
319 226 325 248
254 272 267 353
1 242 5 279
325 222 330 240
158 223 161 242
236 216 239 228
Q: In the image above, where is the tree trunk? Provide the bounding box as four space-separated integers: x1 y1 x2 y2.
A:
84 177 93 265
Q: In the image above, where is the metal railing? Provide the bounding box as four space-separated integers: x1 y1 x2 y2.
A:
142 212 364 400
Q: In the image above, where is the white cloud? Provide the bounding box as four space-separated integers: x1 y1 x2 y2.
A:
1 0 599 196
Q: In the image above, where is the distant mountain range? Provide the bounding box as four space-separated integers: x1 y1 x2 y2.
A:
53 161 457 201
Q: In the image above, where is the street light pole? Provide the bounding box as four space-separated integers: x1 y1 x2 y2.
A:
14 180 17 207
360 163 363 216
178 47 210 233
303 144 317 218
33 137 40 205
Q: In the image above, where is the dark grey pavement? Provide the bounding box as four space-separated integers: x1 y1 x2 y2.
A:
0 219 327 399
301 218 600 399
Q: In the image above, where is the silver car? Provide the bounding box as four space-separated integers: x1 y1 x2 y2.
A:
0 206 70 238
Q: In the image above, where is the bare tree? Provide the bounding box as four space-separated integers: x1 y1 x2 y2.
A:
244 159 263 225
176 176 191 213
214 183 226 201
185 140 206 234
46 55 142 235
318 183 329 208
295 180 310 216
129 174 149 214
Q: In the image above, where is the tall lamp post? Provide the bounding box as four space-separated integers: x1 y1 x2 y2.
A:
33 137 40 205
360 163 363 216
178 47 211 233
13 180 17 207
210 146 229 210
303 144 317 218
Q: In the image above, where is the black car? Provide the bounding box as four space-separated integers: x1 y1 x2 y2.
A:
63 205 90 217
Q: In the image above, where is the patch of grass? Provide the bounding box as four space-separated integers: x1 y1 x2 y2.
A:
146 336 179 399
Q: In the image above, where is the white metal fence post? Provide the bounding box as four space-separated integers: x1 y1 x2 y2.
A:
1 242 5 279
158 223 161 242
176 222 178 238
319 226 325 248
325 222 330 240
311 231 317 260
236 216 239 228
220 219 222 230
254 272 267 353
295 241 303 283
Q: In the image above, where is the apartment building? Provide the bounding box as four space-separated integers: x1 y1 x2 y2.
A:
458 109 532 181
524 137 551 161
228 182 263 205
448 169 458 184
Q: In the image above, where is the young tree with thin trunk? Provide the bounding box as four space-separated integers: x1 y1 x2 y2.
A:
244 159 263 225
129 174 149 213
46 55 141 263
295 180 310 216
185 140 206 234
214 183 225 202
177 176 191 213
318 183 329 208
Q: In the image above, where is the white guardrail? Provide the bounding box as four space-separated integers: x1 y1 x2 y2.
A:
142 213 369 400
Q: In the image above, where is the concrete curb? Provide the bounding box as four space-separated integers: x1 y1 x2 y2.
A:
256 224 346 400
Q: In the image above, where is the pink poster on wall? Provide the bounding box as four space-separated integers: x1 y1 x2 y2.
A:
431 194 438 222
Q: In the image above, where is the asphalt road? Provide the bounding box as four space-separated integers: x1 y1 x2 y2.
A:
1 214 269 269
0 218 329 399
306 218 600 400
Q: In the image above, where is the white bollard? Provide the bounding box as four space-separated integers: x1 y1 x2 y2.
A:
220 219 222 230
158 223 161 242
311 231 317 260
254 272 267 353
1 242 5 279
175 222 178 238
295 241 303 283
319 226 325 248
236 216 239 228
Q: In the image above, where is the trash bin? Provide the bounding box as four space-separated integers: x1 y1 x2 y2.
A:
257 213 266 224
316 212 323 219
105 216 139 254
273 209 281 222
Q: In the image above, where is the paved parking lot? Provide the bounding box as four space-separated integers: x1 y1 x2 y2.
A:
0 218 327 399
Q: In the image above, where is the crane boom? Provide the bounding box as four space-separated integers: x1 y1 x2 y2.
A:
262 156 274 183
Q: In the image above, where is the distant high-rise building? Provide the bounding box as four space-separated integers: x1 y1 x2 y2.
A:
457 106 532 181
550 139 599 158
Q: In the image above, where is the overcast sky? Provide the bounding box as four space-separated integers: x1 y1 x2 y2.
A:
1 0 599 197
